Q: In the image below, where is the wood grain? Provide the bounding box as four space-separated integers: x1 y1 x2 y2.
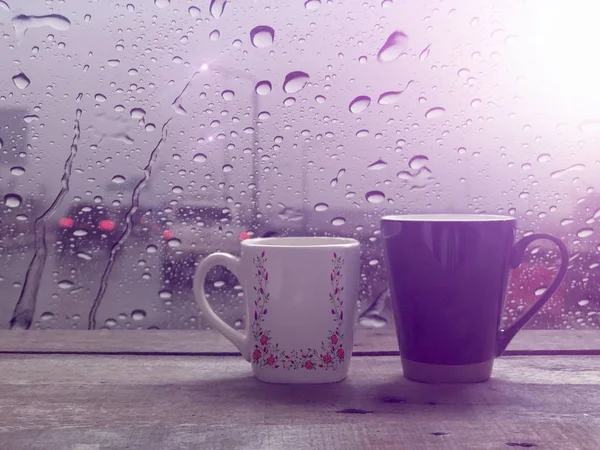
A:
0 354 598 449
0 329 598 355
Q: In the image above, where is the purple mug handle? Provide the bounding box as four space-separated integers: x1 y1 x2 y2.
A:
495 233 569 356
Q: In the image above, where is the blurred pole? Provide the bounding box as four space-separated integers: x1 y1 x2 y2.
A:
301 141 309 234
251 87 259 231
214 65 259 231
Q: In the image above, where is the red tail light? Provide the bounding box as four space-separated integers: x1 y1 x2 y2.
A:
163 229 173 240
98 219 116 231
59 217 74 228
240 231 250 240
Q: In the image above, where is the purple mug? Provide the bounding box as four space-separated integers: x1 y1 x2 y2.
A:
381 214 569 383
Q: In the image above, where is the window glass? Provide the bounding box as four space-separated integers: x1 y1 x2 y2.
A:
0 0 598 330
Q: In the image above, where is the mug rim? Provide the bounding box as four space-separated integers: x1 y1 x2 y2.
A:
242 236 359 248
381 214 516 222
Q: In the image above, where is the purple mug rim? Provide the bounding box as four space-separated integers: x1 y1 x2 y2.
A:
381 214 516 223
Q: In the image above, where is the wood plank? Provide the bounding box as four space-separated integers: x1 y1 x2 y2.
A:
0 329 599 355
0 354 598 449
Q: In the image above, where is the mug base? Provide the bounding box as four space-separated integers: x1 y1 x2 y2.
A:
254 368 348 384
402 358 493 383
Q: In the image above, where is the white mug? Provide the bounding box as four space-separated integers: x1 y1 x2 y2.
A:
194 237 360 384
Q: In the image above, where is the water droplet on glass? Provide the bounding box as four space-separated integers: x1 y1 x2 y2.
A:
154 0 170 9
222 164 233 173
112 175 126 184
577 228 594 238
537 153 551 163
283 97 296 106
535 287 547 296
221 89 235 101
314 202 329 212
172 186 184 194
255 80 272 95
550 164 585 179
130 108 146 119
214 280 225 288
359 314 387 328
419 44 431 61
366 190 386 204
457 68 470 78
12 72 31 90
167 238 181 248
378 82 412 105
40 312 55 321
209 29 220 41
159 290 173 300
95 93 107 102
58 280 74 290
12 14 71 39
425 106 445 119
283 71 310 94
368 159 387 171
258 111 271 120
104 318 117 328
315 95 326 104
146 245 157 254
349 95 371 113
331 217 346 226
210 0 227 18
409 155 429 170
250 25 275 48
77 252 92 260
356 129 369 137
578 299 590 307
278 207 304 222
304 0 321 10
132 309 146 321
188 6 201 17
73 229 88 237
4 193 22 208
470 98 482 108
234 319 243 328
10 166 25 176
377 31 408 63
108 59 120 67
126 4 135 12
193 153 207 163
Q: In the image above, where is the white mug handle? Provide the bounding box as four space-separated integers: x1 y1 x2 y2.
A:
193 252 250 361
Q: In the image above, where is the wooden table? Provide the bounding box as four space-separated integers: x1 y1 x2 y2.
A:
0 329 599 450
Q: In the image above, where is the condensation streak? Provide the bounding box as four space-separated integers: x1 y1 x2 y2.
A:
87 119 171 329
10 108 82 329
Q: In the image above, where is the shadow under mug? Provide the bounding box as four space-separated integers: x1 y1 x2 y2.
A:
381 214 569 383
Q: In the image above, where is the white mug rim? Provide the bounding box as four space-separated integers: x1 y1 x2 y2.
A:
242 236 359 249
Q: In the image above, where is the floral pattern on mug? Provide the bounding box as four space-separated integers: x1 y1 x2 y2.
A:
251 251 346 371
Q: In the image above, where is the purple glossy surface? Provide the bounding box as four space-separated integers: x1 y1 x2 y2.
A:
381 216 516 365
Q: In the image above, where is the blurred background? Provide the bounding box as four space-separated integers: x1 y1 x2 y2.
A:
0 0 598 331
